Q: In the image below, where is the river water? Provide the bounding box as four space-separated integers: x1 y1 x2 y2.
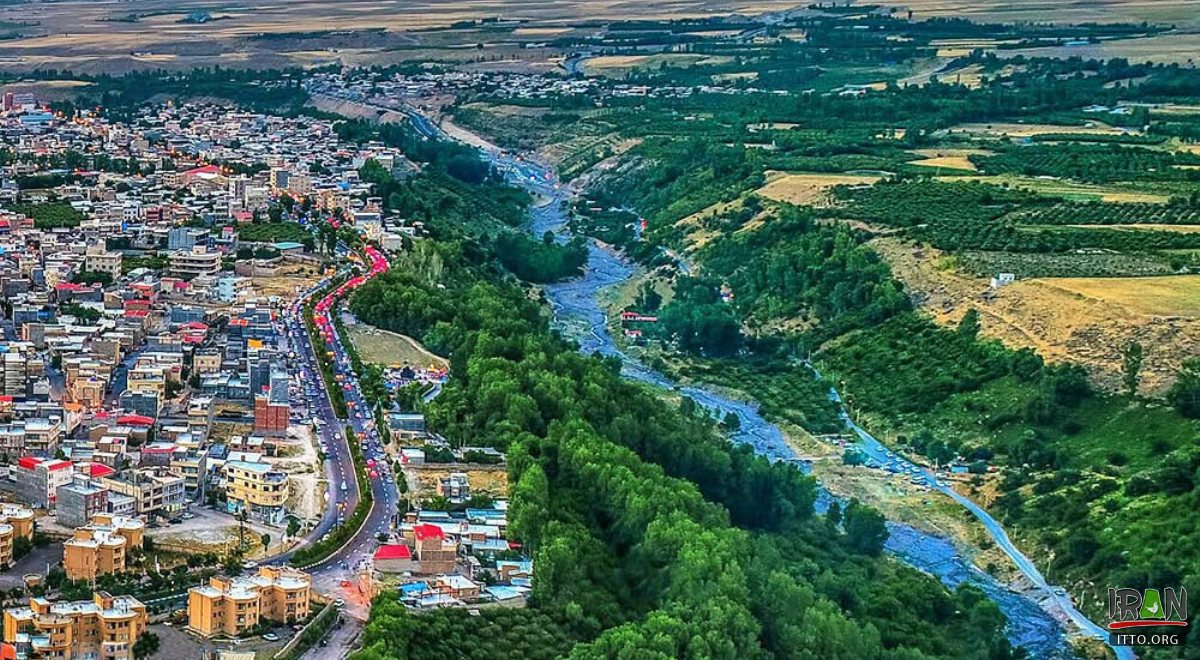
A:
321 89 1126 657
509 168 1089 657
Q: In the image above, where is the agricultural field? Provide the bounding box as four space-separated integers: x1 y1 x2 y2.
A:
583 53 732 77
943 121 1142 140
906 148 990 172
872 238 1200 395
755 171 882 207
0 0 800 73
861 0 1200 28
1037 275 1200 318
935 175 1173 203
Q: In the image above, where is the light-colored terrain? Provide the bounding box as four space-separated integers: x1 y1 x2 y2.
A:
756 171 882 206
860 0 1200 28
936 174 1173 204
907 148 991 171
346 323 448 369
874 237 1200 395
0 0 801 73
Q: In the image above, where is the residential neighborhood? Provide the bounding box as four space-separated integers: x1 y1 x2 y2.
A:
0 91 531 659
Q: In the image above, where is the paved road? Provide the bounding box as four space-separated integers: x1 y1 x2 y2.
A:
299 616 362 660
262 249 401 622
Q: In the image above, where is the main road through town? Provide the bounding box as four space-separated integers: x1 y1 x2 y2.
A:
263 249 402 624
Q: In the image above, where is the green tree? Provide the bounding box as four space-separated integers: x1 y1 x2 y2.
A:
261 533 271 554
843 500 888 556
1169 358 1200 418
825 500 842 527
132 631 160 659
1122 342 1144 395
957 308 981 340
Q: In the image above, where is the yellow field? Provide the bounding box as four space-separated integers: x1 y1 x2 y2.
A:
1006 32 1200 66
937 63 986 88
756 171 882 207
512 26 573 36
873 237 1200 395
346 324 448 369
584 53 732 76
946 122 1139 139
410 465 508 498
1037 276 1200 317
0 0 803 73
863 0 1200 28
936 174 1172 204
908 148 990 171
1153 104 1200 116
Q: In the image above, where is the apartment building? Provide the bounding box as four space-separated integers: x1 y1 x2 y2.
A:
187 566 311 637
1 351 28 397
99 469 186 519
168 450 207 499
169 246 221 277
2 592 147 660
223 460 288 524
63 514 144 581
84 246 122 279
56 475 110 528
14 456 74 509
0 504 34 569
252 394 288 435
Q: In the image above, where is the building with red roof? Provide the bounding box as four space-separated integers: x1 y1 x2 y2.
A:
14 457 74 509
409 524 456 574
373 544 417 574
117 414 154 427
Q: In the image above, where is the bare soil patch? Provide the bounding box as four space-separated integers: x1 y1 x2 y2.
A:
873 237 1200 395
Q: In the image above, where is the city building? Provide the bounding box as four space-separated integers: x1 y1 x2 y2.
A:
84 246 122 279
223 461 288 524
253 394 288 435
0 504 34 569
99 469 186 519
169 246 221 277
14 457 74 509
56 475 110 528
436 473 470 504
63 514 144 581
2 593 147 660
408 523 458 574
187 566 311 636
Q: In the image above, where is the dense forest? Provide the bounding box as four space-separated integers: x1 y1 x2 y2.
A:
348 214 1024 659
486 11 1200 655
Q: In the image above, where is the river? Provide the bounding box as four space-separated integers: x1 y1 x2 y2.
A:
388 103 1126 658
513 157 1129 659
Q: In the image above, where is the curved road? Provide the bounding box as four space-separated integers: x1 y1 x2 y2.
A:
261 247 401 621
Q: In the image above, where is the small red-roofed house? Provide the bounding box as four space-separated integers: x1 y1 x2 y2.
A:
373 544 417 574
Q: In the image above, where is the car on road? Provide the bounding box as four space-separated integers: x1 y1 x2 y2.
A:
333 598 346 607
262 633 280 642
